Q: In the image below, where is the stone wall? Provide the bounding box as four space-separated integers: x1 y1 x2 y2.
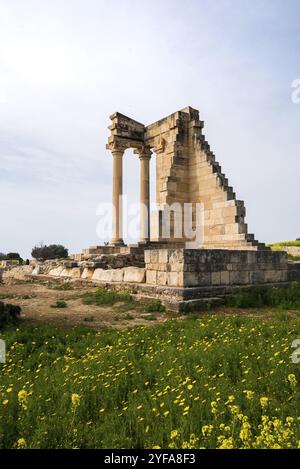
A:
145 248 288 287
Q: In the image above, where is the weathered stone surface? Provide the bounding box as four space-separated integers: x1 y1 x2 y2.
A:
92 268 124 282
123 267 146 283
49 266 65 277
32 266 41 276
144 248 289 288
3 266 33 280
60 268 82 278
81 268 94 279
146 270 157 285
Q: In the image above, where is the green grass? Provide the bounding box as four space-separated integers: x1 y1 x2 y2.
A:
82 288 133 307
50 283 74 291
1 313 300 449
0 294 16 300
268 241 300 247
226 283 300 309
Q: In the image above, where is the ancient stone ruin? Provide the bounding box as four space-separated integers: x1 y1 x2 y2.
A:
3 107 299 310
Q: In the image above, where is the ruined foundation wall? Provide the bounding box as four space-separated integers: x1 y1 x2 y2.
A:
145 248 289 288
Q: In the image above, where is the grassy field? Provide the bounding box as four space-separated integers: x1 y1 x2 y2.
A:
268 240 300 247
1 308 300 449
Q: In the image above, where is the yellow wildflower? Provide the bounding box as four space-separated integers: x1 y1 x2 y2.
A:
288 374 297 388
71 393 80 408
17 438 26 449
260 396 269 409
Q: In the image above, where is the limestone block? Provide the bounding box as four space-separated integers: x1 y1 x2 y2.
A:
49 266 65 277
158 249 169 264
60 268 82 278
146 270 157 285
167 272 178 287
150 250 159 263
264 270 284 283
157 271 167 285
32 266 41 276
92 268 124 282
184 272 200 286
169 250 184 265
81 268 94 279
123 267 146 283
220 271 230 285
144 250 151 264
249 270 265 284
229 271 249 285
197 272 212 286
211 271 221 285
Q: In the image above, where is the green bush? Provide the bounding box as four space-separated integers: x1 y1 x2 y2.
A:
143 299 166 313
226 283 300 309
31 244 68 261
0 301 21 329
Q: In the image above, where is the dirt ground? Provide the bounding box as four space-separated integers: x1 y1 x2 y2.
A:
0 278 172 330
1 277 294 330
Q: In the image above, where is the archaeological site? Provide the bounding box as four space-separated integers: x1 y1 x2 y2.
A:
2 107 300 311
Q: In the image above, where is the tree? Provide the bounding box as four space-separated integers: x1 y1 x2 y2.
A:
6 252 22 260
0 253 6 261
31 244 68 261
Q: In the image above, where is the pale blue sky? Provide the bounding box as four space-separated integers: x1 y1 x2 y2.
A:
0 0 299 257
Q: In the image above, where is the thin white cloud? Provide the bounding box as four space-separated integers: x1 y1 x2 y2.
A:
0 0 299 256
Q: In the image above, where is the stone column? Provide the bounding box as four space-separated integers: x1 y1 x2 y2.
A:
139 150 151 243
111 149 124 245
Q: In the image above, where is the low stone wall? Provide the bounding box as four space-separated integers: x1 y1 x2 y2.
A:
2 265 34 280
2 249 297 293
145 248 289 287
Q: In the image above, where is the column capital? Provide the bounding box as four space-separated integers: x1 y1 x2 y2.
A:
106 142 126 155
134 146 152 160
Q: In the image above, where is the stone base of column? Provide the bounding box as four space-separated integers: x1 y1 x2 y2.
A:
138 239 151 246
109 239 125 247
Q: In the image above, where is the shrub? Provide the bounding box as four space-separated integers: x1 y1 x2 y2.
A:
51 300 67 309
6 252 22 260
31 244 68 261
0 302 21 329
143 299 166 313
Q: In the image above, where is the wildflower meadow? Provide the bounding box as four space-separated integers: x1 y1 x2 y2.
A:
1 312 300 449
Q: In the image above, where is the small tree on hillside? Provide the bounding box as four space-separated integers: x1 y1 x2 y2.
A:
6 252 22 260
31 244 68 261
